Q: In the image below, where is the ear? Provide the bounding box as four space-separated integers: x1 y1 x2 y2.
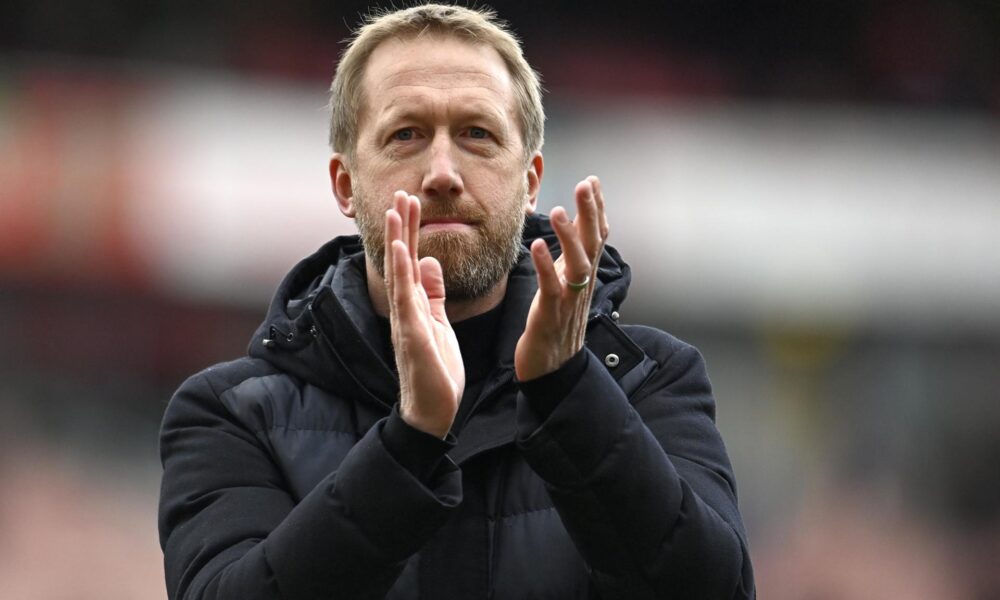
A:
329 153 356 218
524 151 544 214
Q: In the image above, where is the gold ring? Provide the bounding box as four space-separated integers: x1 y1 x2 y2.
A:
563 274 590 291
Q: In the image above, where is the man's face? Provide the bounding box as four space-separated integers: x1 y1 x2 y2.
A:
343 34 539 301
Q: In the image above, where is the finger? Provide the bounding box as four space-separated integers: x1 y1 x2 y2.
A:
574 179 601 259
391 239 415 319
393 190 408 223
530 238 560 303
419 256 448 322
391 191 408 279
550 206 591 286
588 175 610 242
384 208 403 300
408 194 421 285
394 192 409 251
392 191 420 287
393 191 408 252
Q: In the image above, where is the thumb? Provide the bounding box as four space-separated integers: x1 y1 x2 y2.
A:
419 257 448 321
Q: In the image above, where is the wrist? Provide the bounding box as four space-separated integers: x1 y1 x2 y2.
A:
515 343 581 382
400 403 453 439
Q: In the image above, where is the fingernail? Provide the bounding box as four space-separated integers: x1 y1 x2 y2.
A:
555 210 568 223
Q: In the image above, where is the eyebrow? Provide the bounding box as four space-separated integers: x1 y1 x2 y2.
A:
377 96 511 136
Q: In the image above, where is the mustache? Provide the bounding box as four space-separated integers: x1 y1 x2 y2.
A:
418 200 486 224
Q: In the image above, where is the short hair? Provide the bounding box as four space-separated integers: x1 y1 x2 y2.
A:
328 3 544 160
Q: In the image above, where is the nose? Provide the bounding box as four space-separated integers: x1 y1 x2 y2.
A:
421 132 464 200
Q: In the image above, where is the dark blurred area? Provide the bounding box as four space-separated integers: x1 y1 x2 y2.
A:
3 0 998 107
1 1 998 598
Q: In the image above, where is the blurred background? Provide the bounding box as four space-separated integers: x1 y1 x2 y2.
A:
1 1 998 598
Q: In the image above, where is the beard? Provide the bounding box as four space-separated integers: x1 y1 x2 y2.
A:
354 183 527 301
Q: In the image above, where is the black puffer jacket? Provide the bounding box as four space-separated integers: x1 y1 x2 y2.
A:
158 214 755 599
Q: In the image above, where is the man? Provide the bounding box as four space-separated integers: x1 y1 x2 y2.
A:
158 4 754 599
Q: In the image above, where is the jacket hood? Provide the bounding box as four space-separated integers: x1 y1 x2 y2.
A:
247 213 632 402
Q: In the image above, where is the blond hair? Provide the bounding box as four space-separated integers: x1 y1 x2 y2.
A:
328 3 544 160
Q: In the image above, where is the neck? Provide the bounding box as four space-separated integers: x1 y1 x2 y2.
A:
366 259 508 324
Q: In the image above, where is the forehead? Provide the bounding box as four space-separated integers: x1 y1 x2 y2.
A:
360 34 516 117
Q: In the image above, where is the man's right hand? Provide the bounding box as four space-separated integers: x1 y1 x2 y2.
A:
384 191 465 439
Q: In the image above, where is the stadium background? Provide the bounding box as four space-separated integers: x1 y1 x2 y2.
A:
1 1 998 598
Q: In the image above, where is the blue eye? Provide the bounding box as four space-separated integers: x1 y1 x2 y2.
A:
468 127 490 139
393 129 415 141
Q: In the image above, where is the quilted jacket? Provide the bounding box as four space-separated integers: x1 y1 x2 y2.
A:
158 214 755 599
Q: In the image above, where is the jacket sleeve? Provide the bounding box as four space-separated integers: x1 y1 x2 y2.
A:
158 371 462 600
515 338 754 599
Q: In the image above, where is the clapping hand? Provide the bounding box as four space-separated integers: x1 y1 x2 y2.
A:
384 191 465 439
515 176 609 382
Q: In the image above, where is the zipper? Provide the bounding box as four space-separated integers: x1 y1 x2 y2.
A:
447 368 520 468
486 449 511 599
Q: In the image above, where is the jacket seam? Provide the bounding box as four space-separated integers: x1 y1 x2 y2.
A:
496 504 559 521
257 425 358 435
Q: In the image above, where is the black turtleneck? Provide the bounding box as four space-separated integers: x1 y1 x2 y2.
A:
449 300 505 433
377 298 589 483
374 299 504 397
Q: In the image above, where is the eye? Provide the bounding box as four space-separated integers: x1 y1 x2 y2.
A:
392 128 416 141
467 127 491 140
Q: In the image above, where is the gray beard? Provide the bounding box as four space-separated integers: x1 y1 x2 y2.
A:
354 195 526 301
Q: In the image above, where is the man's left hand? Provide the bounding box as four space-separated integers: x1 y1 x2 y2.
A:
515 176 609 382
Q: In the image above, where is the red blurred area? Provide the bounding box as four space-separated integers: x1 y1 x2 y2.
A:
0 71 151 290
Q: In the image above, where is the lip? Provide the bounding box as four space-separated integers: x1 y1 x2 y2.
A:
419 219 475 233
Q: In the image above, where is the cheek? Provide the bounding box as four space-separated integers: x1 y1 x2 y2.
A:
354 166 399 205
370 155 425 192
474 156 521 186
477 176 527 215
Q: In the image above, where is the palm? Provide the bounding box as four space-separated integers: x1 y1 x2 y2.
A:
396 260 464 419
385 192 465 438
514 251 585 380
